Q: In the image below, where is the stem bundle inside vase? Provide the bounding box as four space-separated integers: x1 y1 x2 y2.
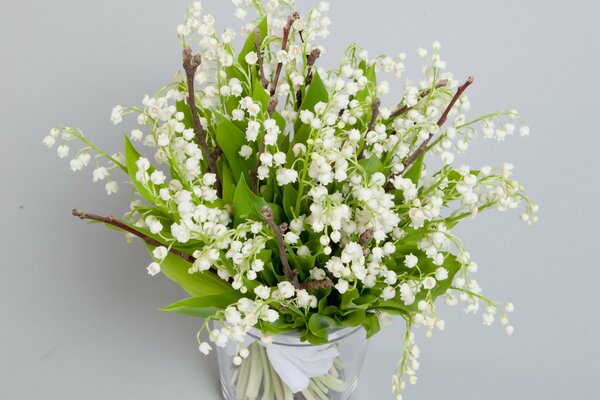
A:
44 1 538 398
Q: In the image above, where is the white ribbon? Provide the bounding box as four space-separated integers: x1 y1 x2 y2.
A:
265 336 339 393
238 329 347 394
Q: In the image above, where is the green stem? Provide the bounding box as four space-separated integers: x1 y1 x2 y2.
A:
71 131 127 171
257 345 273 400
246 342 264 399
236 350 252 400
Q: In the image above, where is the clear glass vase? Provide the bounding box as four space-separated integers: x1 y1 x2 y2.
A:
215 326 368 400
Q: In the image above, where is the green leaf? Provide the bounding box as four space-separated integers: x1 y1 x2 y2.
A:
287 251 316 281
358 155 384 177
317 288 333 314
161 294 238 318
362 312 381 338
287 124 311 167
252 76 270 108
307 313 337 343
238 17 267 71
219 159 235 204
337 309 366 327
156 250 238 298
356 61 377 102
404 153 425 185
295 72 329 132
380 251 462 313
429 254 461 299
232 175 283 225
176 100 195 136
282 184 298 220
274 112 289 153
260 319 297 335
232 174 264 224
376 298 413 316
214 112 256 183
124 136 163 204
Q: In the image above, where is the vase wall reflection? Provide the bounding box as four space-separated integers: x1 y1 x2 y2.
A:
214 326 368 400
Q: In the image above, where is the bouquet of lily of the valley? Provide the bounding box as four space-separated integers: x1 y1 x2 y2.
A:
44 1 537 398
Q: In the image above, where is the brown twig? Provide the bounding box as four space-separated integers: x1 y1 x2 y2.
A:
357 98 381 159
254 30 268 89
436 77 473 127
359 228 374 256
300 279 333 291
389 79 449 119
358 228 374 246
182 48 222 197
296 48 322 107
262 206 300 289
386 76 474 191
252 13 299 193
269 12 300 99
252 96 279 193
72 209 214 269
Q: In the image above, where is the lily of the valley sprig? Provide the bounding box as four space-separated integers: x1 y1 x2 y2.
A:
44 1 537 398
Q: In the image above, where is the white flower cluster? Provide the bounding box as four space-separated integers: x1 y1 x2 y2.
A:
44 126 124 195
46 1 538 398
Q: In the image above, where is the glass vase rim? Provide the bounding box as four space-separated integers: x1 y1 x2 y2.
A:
246 326 364 347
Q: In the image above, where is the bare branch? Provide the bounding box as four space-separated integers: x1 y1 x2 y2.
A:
262 206 300 289
254 29 268 89
300 279 333 291
182 48 222 197
386 76 474 191
357 98 381 159
305 48 321 85
72 209 208 268
389 79 449 119
269 12 300 99
296 48 322 107
252 13 299 193
358 228 374 246
435 76 473 127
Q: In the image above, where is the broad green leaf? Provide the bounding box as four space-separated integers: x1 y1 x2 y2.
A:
161 294 239 318
390 243 420 262
317 287 333 314
156 249 237 298
252 76 270 108
340 287 361 311
232 175 283 225
307 313 337 343
238 17 267 71
287 124 311 167
274 112 289 153
337 309 366 327
214 112 256 183
260 319 297 335
339 287 376 315
376 298 413 316
287 251 316 281
429 254 461 299
282 184 298 220
362 312 381 338
219 159 235 204
232 174 264 224
124 136 164 204
358 155 384 177
176 100 195 135
380 251 462 313
355 61 377 102
294 72 329 132
404 153 425 185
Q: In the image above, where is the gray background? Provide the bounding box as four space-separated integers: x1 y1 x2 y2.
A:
1 0 598 399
